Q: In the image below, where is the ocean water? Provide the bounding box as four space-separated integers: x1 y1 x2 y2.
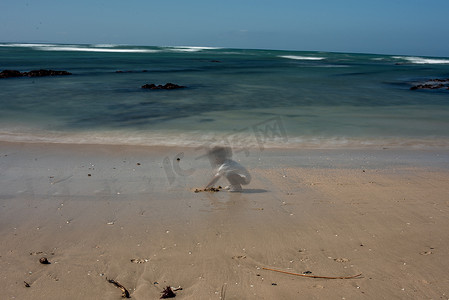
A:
1 43 449 149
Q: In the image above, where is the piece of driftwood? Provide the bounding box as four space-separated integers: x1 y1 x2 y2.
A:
263 267 362 279
107 278 131 298
160 286 176 298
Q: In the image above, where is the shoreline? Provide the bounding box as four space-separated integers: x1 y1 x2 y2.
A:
2 140 449 170
2 127 449 151
1 141 449 299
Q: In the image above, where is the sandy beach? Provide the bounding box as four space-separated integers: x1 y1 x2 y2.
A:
1 141 449 299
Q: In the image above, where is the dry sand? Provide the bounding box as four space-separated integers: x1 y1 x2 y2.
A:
1 141 449 299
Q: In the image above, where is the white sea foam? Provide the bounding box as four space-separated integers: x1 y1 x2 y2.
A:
393 56 449 64
91 44 121 48
0 129 213 148
35 46 160 53
279 55 325 61
167 46 222 52
0 43 159 53
0 43 60 48
2 127 448 150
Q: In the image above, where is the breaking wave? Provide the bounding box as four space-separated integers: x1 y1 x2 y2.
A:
35 46 160 53
279 55 325 61
393 56 449 64
0 43 223 54
166 46 223 52
0 43 60 48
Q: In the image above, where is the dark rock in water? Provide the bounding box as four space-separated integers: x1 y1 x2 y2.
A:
24 69 72 77
410 78 449 90
141 83 186 90
0 69 72 78
0 70 22 78
116 70 148 73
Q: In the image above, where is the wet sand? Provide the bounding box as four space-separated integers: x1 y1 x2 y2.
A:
1 142 449 299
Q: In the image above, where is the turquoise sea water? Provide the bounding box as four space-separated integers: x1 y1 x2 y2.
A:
1 43 449 148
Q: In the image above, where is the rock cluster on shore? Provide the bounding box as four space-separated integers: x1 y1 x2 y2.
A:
410 78 449 90
141 83 186 90
0 69 72 78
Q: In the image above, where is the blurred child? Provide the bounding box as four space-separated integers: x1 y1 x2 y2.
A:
205 146 251 192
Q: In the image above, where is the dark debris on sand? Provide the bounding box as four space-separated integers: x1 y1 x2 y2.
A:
39 257 50 264
160 286 176 298
194 186 222 193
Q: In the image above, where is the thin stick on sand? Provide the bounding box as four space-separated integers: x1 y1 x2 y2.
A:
263 267 362 279
106 278 131 298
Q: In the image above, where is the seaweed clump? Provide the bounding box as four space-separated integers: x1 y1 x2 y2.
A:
194 186 222 193
160 286 176 298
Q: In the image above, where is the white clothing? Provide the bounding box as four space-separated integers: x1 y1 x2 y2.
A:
216 159 251 185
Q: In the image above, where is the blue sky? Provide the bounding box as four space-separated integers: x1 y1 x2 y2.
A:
1 0 448 56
